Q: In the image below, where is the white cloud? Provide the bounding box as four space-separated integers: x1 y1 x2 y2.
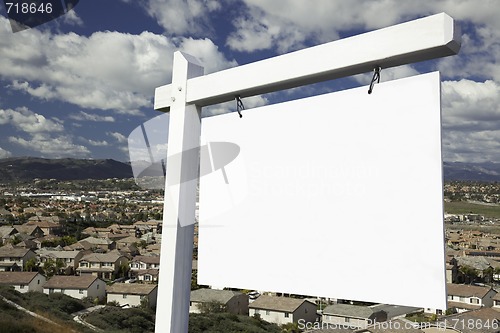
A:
83 138 109 147
108 132 127 143
0 107 64 133
227 1 500 81
9 133 90 158
0 17 236 114
441 79 500 162
62 8 84 26
139 0 222 36
0 147 12 158
69 111 115 122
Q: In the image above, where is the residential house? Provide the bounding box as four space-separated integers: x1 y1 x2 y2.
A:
25 216 61 235
0 271 46 293
129 255 160 282
492 293 500 310
446 283 496 313
115 236 140 256
322 304 387 329
106 283 158 308
37 249 84 274
437 308 500 333
0 226 17 244
190 288 248 315
356 319 422 333
43 275 106 300
77 250 129 280
134 220 161 233
14 225 44 238
0 247 36 271
249 295 317 325
368 304 421 321
70 236 115 252
135 269 159 283
0 208 12 222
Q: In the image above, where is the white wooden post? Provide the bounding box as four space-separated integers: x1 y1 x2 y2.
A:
155 51 203 333
154 12 460 333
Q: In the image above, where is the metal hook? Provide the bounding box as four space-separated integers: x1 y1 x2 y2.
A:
235 95 244 118
368 66 382 94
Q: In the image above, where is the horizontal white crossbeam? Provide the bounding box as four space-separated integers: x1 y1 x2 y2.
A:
154 12 460 111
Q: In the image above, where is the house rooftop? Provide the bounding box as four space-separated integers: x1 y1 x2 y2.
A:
131 255 160 264
248 295 312 312
43 275 99 289
106 283 157 295
81 251 123 263
0 271 42 284
0 247 33 257
447 283 493 298
323 304 382 319
190 288 243 304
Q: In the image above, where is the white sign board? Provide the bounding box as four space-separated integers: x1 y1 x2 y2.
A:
198 72 446 309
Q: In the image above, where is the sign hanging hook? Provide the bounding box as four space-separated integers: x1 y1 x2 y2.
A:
235 95 244 118
368 66 382 94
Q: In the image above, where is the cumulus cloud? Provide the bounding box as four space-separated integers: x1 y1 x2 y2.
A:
9 133 90 158
108 132 127 143
69 111 115 122
138 0 222 36
0 147 12 158
441 79 500 162
227 0 500 82
0 107 64 133
0 17 236 114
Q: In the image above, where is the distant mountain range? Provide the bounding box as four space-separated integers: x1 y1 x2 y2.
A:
0 157 498 182
0 157 133 182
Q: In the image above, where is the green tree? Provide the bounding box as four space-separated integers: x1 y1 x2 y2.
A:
24 258 37 272
459 265 479 284
197 301 227 314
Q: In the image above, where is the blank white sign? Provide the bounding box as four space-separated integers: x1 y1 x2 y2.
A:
198 72 446 309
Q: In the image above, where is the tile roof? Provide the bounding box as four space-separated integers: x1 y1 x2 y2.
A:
0 271 42 284
438 308 500 333
323 304 382 319
81 251 123 263
131 255 160 264
43 275 99 289
190 288 243 304
248 295 312 312
106 283 157 295
447 283 493 298
37 249 82 259
0 247 33 258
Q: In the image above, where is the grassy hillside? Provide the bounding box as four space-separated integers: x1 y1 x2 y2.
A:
444 201 500 219
0 286 283 333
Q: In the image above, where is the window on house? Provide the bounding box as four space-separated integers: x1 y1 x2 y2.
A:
255 309 260 314
96 284 99 290
123 294 127 299
37 280 40 285
49 288 54 294
266 310 270 315
345 317 350 323
20 285 25 289
284 313 289 318
79 289 84 294
459 297 465 302
470 298 479 304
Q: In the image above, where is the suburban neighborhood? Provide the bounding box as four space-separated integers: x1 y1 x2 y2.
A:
0 179 500 332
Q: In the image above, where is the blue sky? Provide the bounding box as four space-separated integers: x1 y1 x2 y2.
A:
0 0 498 163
